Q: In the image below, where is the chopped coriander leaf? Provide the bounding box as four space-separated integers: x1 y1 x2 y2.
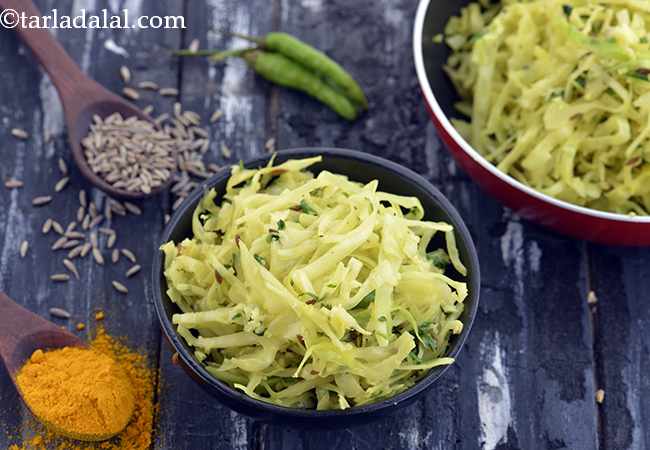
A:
238 160 245 170
298 199 318 215
409 349 423 364
277 219 286 230
232 313 242 320
254 254 268 267
427 249 451 270
627 68 650 82
421 334 438 351
562 4 572 17
266 232 280 243
356 290 376 309
299 292 319 303
326 283 337 289
469 31 485 42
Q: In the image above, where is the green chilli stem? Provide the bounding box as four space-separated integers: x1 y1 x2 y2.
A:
209 47 257 62
174 49 221 57
229 32 264 45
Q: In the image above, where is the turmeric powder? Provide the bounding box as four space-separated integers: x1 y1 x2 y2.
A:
10 326 157 450
16 347 135 440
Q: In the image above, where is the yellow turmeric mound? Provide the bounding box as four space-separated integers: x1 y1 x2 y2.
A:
16 346 135 440
10 325 156 450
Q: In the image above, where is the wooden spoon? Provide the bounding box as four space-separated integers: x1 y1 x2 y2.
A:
0 0 168 200
0 292 133 441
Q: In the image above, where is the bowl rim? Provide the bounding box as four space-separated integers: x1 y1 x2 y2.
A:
152 147 481 419
412 0 650 224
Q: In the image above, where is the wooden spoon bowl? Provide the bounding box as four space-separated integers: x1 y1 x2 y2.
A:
0 0 171 200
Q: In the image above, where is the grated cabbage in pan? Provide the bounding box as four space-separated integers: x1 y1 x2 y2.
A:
161 156 467 410
443 0 650 215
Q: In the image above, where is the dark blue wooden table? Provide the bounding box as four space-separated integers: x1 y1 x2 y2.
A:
0 1 648 449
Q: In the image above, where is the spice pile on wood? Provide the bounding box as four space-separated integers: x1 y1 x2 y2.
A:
9 324 156 450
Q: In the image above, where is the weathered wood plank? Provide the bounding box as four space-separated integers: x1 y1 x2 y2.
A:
0 0 181 446
590 246 650 450
153 1 275 448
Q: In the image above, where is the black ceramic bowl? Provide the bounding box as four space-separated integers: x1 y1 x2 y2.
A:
152 148 480 427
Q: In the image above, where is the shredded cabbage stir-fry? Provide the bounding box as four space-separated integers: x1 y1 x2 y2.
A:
161 156 468 410
443 0 650 215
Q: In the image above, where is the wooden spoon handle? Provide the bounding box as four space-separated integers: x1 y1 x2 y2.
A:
0 292 82 377
0 0 90 98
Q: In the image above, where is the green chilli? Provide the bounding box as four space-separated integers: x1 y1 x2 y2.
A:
234 32 368 109
243 51 357 120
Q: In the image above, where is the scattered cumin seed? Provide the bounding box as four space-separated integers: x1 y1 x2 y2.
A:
164 214 170 224
98 227 114 236
67 245 83 259
265 138 276 152
138 81 159 91
188 38 200 53
51 221 64 234
596 389 605 404
209 110 223 123
221 143 232 158
121 248 136 263
4 178 23 189
112 249 120 263
50 273 70 282
79 190 87 208
172 196 185 210
51 236 68 251
62 239 81 249
58 157 68 175
19 241 28 258
82 214 91 230
42 218 53 234
126 264 141 277
124 202 142 215
63 259 80 279
11 128 29 140
112 280 129 294
65 231 85 240
88 215 104 229
106 233 116 249
122 87 140 100
90 232 98 248
80 243 92 257
54 177 69 192
159 87 179 97
587 291 598 305
120 65 131 83
92 247 104 265
143 105 154 115
32 195 52 206
49 307 71 319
